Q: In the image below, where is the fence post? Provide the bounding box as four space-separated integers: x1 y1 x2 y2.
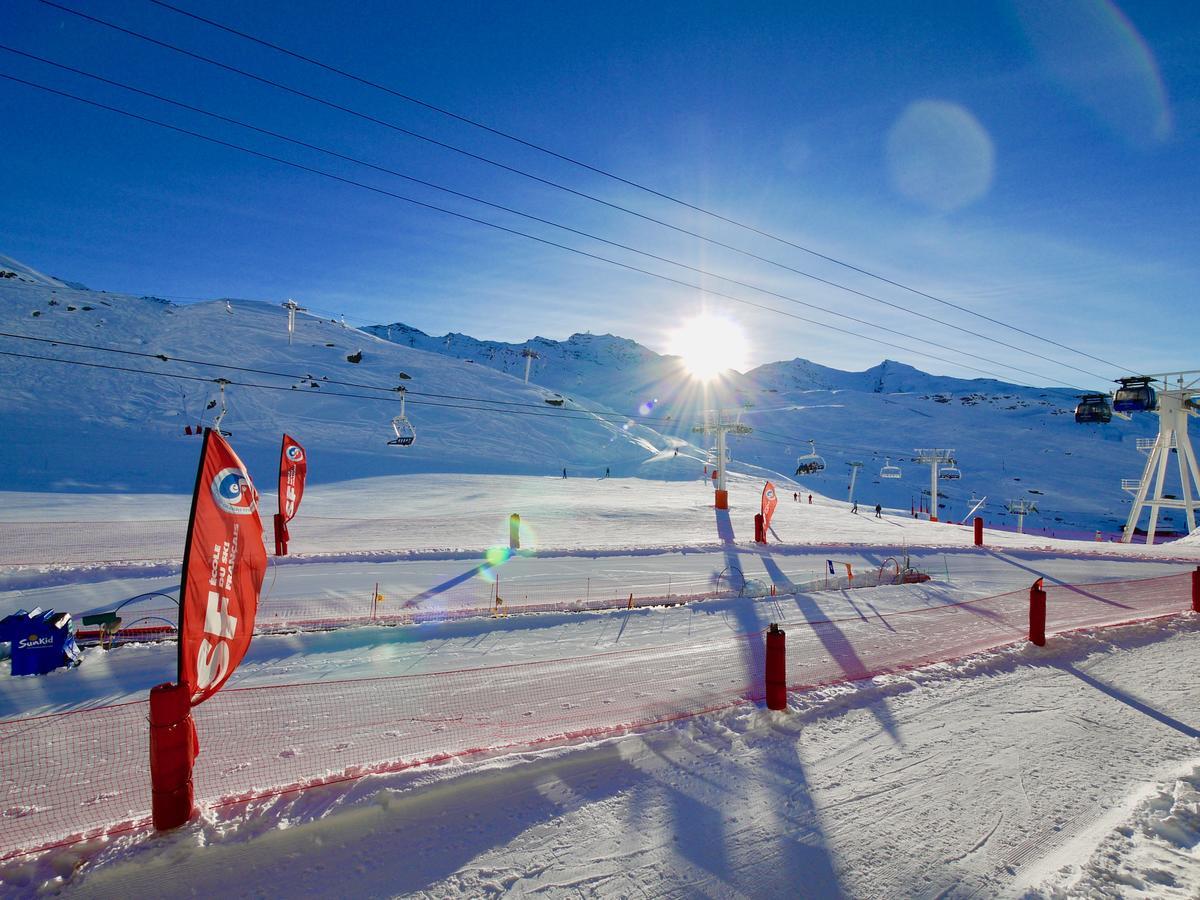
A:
973 516 983 547
765 623 787 710
1029 578 1046 647
1193 566 1199 613
149 681 196 831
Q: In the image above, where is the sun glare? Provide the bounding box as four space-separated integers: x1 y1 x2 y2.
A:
668 314 750 381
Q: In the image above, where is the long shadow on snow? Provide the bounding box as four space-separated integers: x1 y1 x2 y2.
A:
983 551 1134 610
789 591 901 746
1057 662 1200 738
627 720 843 895
713 507 766 701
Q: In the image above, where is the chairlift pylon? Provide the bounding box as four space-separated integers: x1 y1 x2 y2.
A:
880 457 902 479
795 439 826 476
387 384 416 447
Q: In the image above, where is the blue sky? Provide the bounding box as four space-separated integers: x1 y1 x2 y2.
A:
1 0 1196 389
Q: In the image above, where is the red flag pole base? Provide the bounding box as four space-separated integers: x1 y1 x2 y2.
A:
754 513 766 543
715 490 729 510
149 681 197 831
273 513 288 556
765 624 787 710
973 517 984 547
1029 579 1047 647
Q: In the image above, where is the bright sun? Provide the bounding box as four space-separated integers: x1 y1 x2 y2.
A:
668 314 750 381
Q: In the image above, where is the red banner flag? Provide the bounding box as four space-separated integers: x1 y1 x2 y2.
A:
178 429 267 706
761 481 779 533
274 433 307 555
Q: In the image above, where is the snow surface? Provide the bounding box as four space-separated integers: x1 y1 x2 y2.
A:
3 617 1196 897
2 266 1194 535
2 257 1198 896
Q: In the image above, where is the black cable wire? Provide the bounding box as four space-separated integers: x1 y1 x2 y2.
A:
0 348 663 423
27 1 1131 379
0 47 1101 390
138 0 1135 375
0 71 1089 391
0 329 676 423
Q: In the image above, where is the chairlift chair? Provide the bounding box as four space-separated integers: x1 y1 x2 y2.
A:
939 460 962 480
1074 393 1113 424
795 439 826 476
880 457 902 479
1113 377 1157 413
388 385 416 447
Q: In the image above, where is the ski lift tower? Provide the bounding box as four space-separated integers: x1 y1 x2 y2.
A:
522 347 539 384
281 299 306 346
1118 370 1200 544
846 461 864 505
692 411 752 510
913 449 955 522
1005 498 1037 535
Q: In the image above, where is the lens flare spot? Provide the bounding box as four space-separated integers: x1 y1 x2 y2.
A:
886 100 994 212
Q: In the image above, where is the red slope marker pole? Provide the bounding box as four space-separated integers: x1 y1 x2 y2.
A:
1029 578 1047 647
766 623 787 711
149 681 196 831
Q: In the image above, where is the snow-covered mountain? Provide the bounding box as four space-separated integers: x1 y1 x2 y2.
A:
363 324 1173 536
0 267 714 495
0 255 1185 534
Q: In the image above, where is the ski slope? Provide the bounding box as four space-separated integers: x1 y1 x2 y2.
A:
1 257 1189 536
2 257 1198 897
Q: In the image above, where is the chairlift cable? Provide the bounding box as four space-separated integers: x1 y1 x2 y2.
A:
0 330 674 423
0 49 1110 388
15 7 1130 380
0 73 1099 392
135 0 1134 375
0 349 669 423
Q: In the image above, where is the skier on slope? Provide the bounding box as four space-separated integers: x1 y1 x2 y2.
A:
875 503 882 519
851 502 858 514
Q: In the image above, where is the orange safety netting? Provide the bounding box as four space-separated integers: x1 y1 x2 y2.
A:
0 571 1191 862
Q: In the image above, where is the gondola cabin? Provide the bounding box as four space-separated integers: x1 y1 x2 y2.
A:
1113 377 1157 413
1074 393 1113 424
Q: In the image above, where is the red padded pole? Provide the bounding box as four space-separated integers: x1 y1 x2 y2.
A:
149 681 197 831
754 513 765 544
273 512 287 556
765 623 787 710
973 517 983 547
1029 578 1047 647
1192 566 1199 613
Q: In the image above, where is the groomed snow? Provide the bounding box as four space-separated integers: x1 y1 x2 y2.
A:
4 616 1196 897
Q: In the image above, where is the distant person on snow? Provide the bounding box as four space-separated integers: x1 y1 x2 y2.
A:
851 502 858 514
808 494 813 504
562 467 567 479
874 503 882 518
605 467 610 478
